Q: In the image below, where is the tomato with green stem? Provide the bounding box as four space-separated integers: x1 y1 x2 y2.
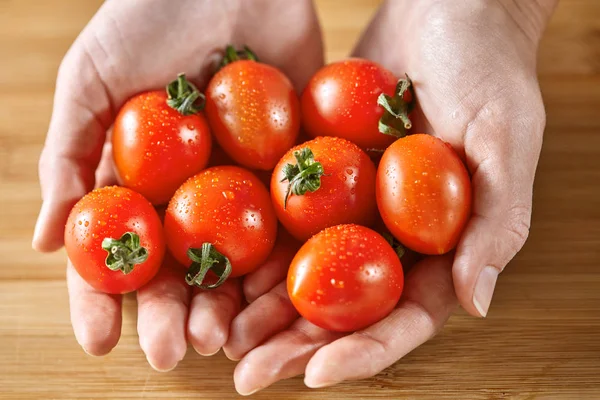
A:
64 186 165 294
271 136 377 241
287 224 404 332
301 59 414 151
205 45 300 170
377 133 472 255
112 74 212 205
164 166 278 288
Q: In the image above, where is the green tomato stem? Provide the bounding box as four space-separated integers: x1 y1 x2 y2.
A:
280 147 325 209
166 73 205 115
101 232 148 275
378 74 415 138
185 243 232 289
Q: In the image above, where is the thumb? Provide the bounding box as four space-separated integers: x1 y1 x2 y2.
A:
33 44 112 252
452 93 546 317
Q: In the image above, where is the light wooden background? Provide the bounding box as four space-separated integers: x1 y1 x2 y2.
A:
1 1 599 399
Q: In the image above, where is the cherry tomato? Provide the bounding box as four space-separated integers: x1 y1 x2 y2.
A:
301 59 413 151
377 134 472 255
64 186 165 294
205 47 300 170
164 166 278 288
271 136 377 241
287 224 404 332
113 74 212 205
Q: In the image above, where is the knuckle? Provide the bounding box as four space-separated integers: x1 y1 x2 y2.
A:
502 203 532 253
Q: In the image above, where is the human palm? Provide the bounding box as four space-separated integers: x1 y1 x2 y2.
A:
222 0 556 394
33 0 323 370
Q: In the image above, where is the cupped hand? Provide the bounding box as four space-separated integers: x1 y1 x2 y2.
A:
35 0 323 370
224 0 557 394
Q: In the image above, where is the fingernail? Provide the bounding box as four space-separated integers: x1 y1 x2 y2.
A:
238 387 262 396
146 356 177 373
304 379 339 389
82 346 100 357
473 266 499 317
194 346 220 357
222 347 241 361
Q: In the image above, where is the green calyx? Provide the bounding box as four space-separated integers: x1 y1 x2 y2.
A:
219 44 259 68
382 232 406 259
166 73 205 116
185 243 232 289
281 147 325 209
102 232 148 275
378 74 415 138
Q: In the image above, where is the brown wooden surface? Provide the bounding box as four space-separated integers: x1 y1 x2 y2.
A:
1 1 599 399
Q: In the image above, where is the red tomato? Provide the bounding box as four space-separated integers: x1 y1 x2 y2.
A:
205 57 300 170
287 224 404 332
164 166 278 288
377 134 472 255
64 186 165 294
113 74 212 205
301 59 413 151
271 136 377 241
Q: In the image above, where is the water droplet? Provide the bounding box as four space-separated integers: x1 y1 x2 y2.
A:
84 221 89 227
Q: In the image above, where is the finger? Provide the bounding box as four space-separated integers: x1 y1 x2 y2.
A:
67 261 122 356
33 45 113 252
237 0 324 92
95 129 119 188
224 281 299 361
137 257 191 372
304 255 457 388
187 279 242 356
453 96 545 317
242 229 300 303
234 319 343 396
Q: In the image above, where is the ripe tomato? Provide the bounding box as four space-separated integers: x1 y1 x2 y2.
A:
288 224 404 332
205 47 300 170
64 186 165 294
164 166 278 288
271 136 377 241
377 134 472 255
301 59 414 151
113 74 212 205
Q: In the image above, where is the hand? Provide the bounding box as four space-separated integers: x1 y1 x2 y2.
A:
34 0 323 370
223 0 557 393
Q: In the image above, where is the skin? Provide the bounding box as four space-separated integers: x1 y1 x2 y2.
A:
271 136 377 241
301 59 398 150
64 186 165 294
33 0 557 392
288 224 404 332
377 134 472 255
206 60 300 170
164 166 278 278
33 0 323 370
112 90 212 205
225 0 558 394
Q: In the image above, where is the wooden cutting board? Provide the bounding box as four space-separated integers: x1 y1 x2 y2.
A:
1 1 599 398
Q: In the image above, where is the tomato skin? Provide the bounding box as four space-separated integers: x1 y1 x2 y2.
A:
64 186 165 294
113 91 212 205
287 224 404 332
301 59 398 151
205 60 300 170
377 134 472 255
271 136 377 241
164 166 278 277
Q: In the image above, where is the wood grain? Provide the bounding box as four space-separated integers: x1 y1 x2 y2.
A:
1 0 599 399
